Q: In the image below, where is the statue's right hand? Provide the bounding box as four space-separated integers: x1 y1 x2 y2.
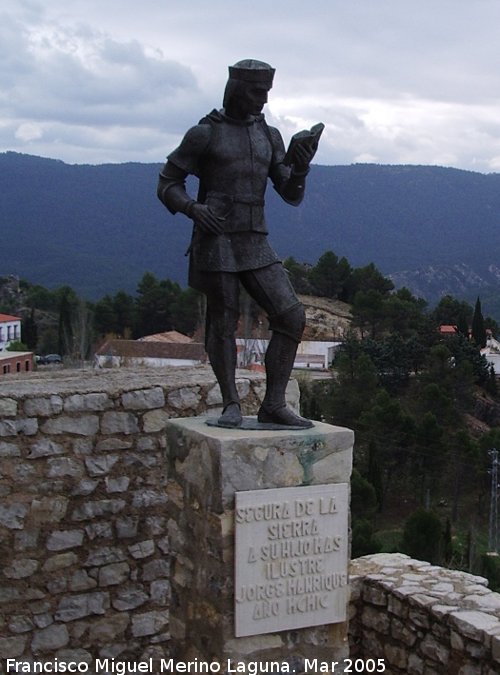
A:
190 203 225 235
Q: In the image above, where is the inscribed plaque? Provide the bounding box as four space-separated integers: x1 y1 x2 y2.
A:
234 483 349 637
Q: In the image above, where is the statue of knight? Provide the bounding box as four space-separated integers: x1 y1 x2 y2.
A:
157 59 323 429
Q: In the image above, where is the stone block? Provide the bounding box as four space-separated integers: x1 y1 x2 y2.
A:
0 397 17 416
0 441 20 457
0 418 38 437
0 502 28 529
24 396 63 417
28 439 65 459
450 610 500 641
3 558 39 579
98 562 130 586
46 529 85 551
143 409 170 433
105 476 130 492
101 411 139 435
113 588 149 611
64 393 113 412
121 387 165 410
30 497 68 523
42 415 99 436
55 592 110 622
84 454 119 476
167 387 201 410
131 610 169 637
72 499 125 521
128 540 155 559
31 624 69 653
47 457 84 478
83 546 126 567
43 553 78 572
88 612 129 644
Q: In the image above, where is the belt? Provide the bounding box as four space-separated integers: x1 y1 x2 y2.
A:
207 191 265 207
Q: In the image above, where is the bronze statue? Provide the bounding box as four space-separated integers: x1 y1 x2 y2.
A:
157 59 322 429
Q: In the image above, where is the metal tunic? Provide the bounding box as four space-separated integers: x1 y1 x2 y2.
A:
167 110 290 276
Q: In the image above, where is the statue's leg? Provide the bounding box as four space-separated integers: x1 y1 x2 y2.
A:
204 272 242 427
258 307 312 428
241 264 312 428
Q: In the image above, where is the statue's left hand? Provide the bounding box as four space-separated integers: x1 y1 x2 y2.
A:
292 143 316 173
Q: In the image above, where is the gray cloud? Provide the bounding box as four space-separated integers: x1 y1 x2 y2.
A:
2 0 500 170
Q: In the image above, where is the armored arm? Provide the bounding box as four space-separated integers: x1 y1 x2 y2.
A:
157 161 197 216
267 125 316 206
157 125 224 235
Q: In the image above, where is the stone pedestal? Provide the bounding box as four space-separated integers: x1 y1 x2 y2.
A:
166 416 353 669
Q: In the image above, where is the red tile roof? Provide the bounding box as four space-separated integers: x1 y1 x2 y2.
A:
138 330 193 344
439 325 458 334
0 313 21 322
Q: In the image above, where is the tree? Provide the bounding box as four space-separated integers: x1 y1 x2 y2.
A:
93 295 118 336
344 262 394 302
471 296 487 348
413 411 447 505
309 250 352 299
401 508 443 564
135 273 180 337
351 289 386 339
113 291 136 338
431 295 472 334
22 308 38 350
283 257 312 294
359 390 416 507
6 340 29 351
328 340 379 427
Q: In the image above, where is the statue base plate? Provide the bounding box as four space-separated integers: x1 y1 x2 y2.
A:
206 416 314 431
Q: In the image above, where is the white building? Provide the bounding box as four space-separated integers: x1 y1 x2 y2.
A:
0 313 22 351
481 334 500 376
236 338 341 371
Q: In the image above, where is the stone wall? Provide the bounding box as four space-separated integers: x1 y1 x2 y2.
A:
350 553 500 674
0 366 284 664
4 366 500 672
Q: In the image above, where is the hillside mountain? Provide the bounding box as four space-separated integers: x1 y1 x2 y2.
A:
2 152 500 316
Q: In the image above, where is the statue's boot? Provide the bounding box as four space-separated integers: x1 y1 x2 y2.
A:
206 335 243 428
257 332 313 428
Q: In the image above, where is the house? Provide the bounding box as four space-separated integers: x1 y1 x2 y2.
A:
235 338 341 371
94 339 207 368
481 333 500 377
0 351 33 376
0 313 22 351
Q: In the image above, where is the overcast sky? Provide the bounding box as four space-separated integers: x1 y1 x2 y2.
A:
2 0 500 172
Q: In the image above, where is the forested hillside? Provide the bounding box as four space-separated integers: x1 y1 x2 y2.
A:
2 152 500 317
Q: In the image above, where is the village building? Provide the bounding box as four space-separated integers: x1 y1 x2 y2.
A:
0 312 22 351
481 332 500 376
236 338 341 371
94 339 207 368
0 350 33 376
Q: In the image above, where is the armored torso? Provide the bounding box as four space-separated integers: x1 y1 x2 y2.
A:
167 109 290 276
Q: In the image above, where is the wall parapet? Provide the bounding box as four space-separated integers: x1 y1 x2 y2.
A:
349 552 500 674
4 367 500 671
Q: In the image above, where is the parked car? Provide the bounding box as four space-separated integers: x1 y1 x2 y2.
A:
37 354 62 365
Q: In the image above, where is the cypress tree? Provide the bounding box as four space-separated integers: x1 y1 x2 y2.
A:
471 296 487 348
